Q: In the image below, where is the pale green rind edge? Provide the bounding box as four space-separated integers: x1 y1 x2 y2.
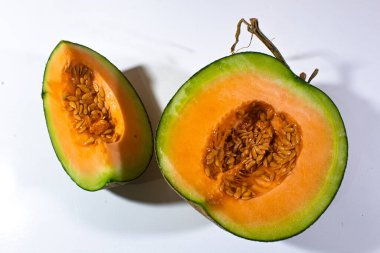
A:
156 52 348 241
42 41 153 191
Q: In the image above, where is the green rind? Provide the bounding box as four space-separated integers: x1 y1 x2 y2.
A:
156 52 348 241
43 41 153 191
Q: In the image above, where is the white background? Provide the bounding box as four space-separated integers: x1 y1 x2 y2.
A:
0 0 379 252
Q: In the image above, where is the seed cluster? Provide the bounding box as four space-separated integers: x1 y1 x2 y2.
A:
204 101 302 200
64 64 118 145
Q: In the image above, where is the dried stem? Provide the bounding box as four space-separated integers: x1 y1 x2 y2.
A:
307 68 319 83
231 18 319 82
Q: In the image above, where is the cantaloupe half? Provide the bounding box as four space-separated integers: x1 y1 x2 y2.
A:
156 52 348 241
43 41 153 191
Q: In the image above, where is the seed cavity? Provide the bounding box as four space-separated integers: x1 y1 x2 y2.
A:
64 63 119 145
204 101 302 200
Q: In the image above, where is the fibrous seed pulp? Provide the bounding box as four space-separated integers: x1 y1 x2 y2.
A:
64 63 118 145
204 101 302 200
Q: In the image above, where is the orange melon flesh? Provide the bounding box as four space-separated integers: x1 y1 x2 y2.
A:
156 52 348 240
43 41 153 191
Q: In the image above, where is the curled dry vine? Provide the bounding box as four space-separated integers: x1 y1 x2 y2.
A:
231 18 319 83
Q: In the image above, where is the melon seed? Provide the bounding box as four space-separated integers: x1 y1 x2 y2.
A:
203 101 302 200
64 63 118 145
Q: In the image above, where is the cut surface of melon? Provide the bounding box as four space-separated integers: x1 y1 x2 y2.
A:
156 52 347 241
43 41 153 191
